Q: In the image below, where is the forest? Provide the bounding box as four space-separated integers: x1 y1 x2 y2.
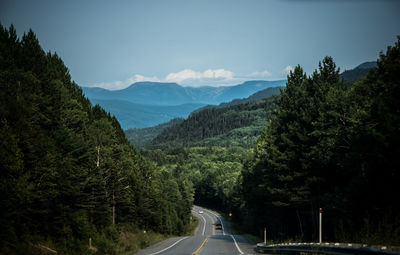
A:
0 25 194 254
239 48 400 244
146 37 400 245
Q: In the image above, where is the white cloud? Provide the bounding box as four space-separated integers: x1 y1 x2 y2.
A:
89 68 282 90
246 69 272 78
165 69 234 86
92 74 160 90
282 65 294 75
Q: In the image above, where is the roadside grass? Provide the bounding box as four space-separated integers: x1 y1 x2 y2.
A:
117 213 199 254
117 229 170 255
186 215 199 236
75 215 200 255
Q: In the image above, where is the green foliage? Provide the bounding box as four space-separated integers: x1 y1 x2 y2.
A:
241 39 400 244
142 146 248 213
148 98 275 149
0 25 193 254
125 118 184 148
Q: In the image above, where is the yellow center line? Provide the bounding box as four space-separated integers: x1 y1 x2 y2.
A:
204 211 215 235
193 235 210 255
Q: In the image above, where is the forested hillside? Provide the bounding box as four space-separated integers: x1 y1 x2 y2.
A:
0 25 193 254
125 118 184 149
340 61 378 86
202 86 282 110
125 86 281 149
141 146 249 214
148 97 275 149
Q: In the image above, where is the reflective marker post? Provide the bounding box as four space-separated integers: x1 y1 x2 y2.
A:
319 208 322 244
264 227 266 245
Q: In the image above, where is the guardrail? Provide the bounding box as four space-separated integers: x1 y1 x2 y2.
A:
256 242 400 254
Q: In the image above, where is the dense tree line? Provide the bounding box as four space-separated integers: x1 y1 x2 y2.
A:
0 25 193 254
240 38 400 244
142 146 248 212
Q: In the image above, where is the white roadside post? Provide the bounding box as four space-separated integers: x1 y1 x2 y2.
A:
319 208 322 244
264 227 266 245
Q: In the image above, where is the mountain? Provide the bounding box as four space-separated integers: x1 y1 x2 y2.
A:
195 86 283 112
340 61 377 86
82 80 286 106
212 80 284 102
82 80 286 130
355 61 378 69
90 99 204 129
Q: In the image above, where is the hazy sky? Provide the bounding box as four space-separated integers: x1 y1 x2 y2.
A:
1 0 399 89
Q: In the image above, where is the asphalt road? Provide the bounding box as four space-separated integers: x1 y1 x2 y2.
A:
135 205 256 255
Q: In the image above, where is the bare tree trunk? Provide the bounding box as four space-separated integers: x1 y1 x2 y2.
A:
96 145 100 167
112 191 115 225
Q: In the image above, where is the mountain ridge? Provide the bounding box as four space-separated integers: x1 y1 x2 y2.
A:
82 80 287 106
340 61 377 85
83 80 286 129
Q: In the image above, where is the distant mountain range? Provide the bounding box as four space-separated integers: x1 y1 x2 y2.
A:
82 80 286 129
125 61 378 148
82 61 376 131
82 80 286 106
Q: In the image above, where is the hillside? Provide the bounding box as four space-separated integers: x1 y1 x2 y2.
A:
340 61 377 85
147 97 275 149
195 86 283 112
125 118 184 148
219 85 282 107
125 86 283 148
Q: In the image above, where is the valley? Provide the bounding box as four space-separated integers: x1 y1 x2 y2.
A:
1 14 399 255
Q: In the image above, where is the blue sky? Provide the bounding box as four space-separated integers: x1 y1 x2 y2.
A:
1 0 399 89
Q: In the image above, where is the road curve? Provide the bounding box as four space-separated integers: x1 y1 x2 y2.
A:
135 205 256 255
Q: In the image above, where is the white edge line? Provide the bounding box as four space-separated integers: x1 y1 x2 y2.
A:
149 236 189 255
199 207 244 254
230 235 244 254
206 209 245 255
192 210 206 236
205 209 225 235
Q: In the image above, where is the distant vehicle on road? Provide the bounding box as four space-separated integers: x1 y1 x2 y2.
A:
199 210 203 214
215 223 222 230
